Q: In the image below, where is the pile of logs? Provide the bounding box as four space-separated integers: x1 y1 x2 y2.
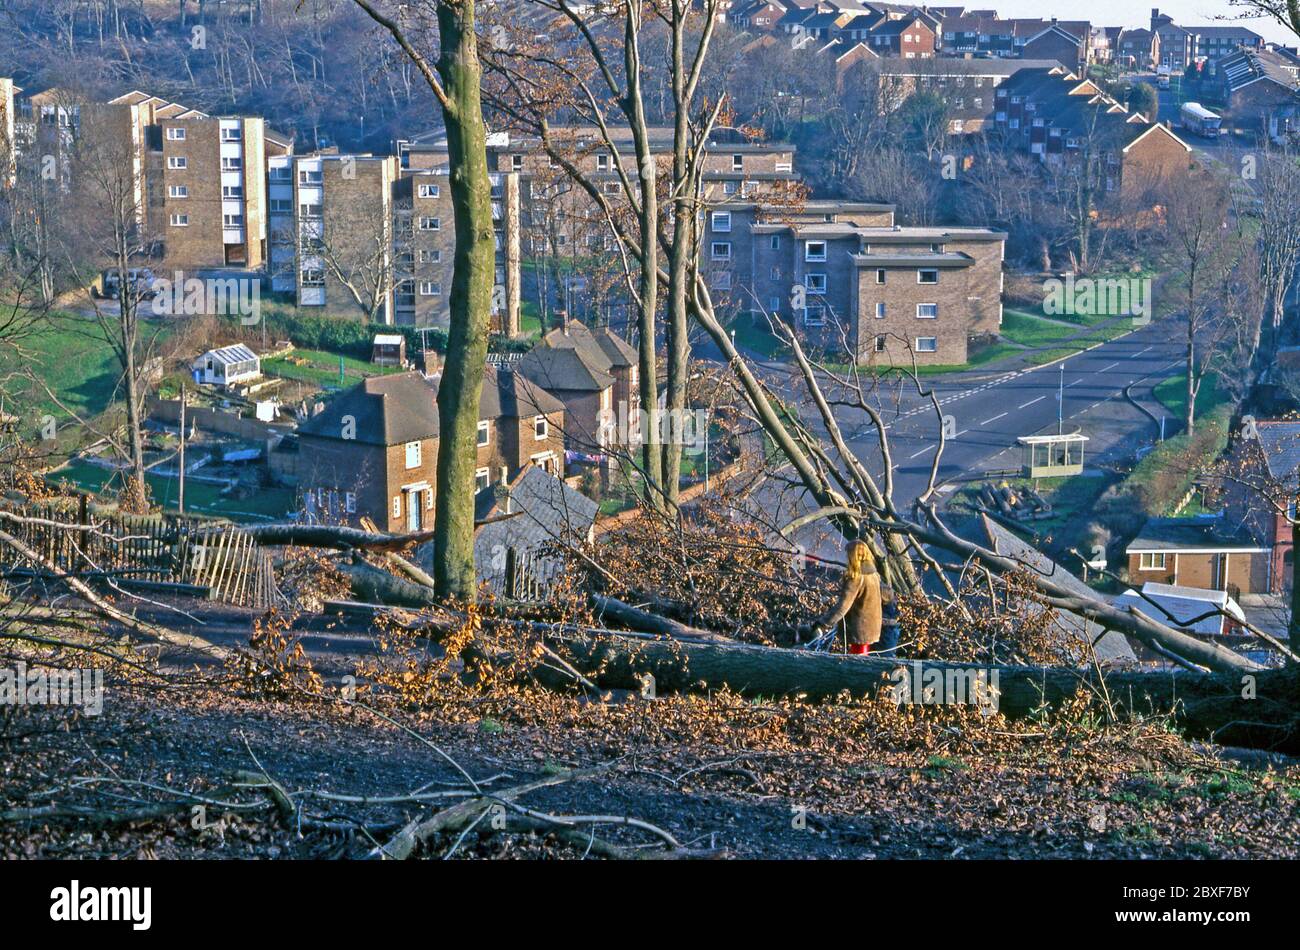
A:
977 482 1052 521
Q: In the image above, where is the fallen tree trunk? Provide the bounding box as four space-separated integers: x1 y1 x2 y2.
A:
590 595 736 643
555 635 1300 753
337 561 1298 752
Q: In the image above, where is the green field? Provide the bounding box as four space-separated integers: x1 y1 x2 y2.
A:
0 314 140 426
47 459 297 522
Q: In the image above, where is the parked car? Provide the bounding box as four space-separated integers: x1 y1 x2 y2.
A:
97 268 158 302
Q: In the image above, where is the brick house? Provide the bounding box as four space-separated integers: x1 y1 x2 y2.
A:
866 15 937 58
1212 48 1300 141
1115 28 1160 71
704 200 1005 365
1223 420 1300 596
296 366 564 533
1021 20 1092 71
515 321 638 455
1124 516 1270 596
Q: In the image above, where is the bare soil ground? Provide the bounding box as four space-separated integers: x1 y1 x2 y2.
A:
4 645 1299 859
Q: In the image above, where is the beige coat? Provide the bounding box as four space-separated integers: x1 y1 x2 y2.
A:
817 565 883 646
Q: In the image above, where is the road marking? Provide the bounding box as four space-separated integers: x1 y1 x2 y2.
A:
1130 345 1152 358
981 412 1008 425
1100 362 1119 372
952 429 969 439
909 446 934 459
1066 378 1083 387
1018 395 1046 409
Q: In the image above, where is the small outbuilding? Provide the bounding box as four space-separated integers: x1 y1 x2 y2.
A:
192 344 261 388
1113 582 1246 637
372 333 407 367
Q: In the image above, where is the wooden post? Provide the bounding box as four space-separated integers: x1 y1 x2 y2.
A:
178 382 186 515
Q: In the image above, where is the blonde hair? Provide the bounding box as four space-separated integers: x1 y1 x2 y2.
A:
845 539 876 579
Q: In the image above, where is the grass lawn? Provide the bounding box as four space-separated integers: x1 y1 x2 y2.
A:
1000 309 1082 348
0 313 153 427
48 459 297 522
1153 371 1231 425
727 315 788 360
262 348 402 387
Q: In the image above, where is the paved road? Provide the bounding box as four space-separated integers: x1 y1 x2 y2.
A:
708 316 1188 560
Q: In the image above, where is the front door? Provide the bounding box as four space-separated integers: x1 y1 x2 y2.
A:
406 489 422 532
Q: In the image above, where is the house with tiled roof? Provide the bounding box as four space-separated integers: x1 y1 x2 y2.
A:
516 321 639 458
296 367 565 533
1211 47 1300 141
1125 516 1270 596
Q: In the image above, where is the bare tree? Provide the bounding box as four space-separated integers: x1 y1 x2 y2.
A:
350 0 496 602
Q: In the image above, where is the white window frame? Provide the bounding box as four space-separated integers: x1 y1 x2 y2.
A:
168 185 188 199
419 281 442 296
170 213 189 227
477 420 491 446
405 441 422 470
918 269 939 284
534 415 549 440
1139 552 1168 570
166 127 186 141
711 211 732 233
917 303 938 319
915 336 938 353
392 496 402 519
711 241 731 261
805 273 827 294
805 241 827 262
167 156 187 170
418 216 441 231
418 183 441 198
475 468 491 491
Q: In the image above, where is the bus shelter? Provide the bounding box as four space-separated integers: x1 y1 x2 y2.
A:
1017 433 1089 478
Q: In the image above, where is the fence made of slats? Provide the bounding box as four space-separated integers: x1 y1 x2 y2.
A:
1 499 278 609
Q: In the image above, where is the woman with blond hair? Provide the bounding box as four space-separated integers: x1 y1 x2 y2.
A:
807 538 883 655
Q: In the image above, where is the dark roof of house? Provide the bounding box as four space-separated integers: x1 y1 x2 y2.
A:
1125 516 1265 552
1255 421 1300 482
297 372 438 446
297 366 562 445
874 56 1065 76
981 515 1137 665
1218 47 1300 91
517 344 614 393
870 14 929 36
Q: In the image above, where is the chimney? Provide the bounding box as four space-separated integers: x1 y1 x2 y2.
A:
421 349 442 376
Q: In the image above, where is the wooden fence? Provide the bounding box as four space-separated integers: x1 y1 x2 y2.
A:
2 499 278 609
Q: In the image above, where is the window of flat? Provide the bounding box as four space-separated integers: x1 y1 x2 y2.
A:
916 337 937 352
805 241 827 262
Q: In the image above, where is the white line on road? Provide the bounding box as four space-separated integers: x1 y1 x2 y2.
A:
909 446 934 459
1130 345 1152 358
1018 395 1046 409
1100 362 1119 372
952 430 969 439
981 412 1008 425
1066 378 1083 387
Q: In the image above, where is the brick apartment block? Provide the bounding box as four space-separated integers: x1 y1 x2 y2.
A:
704 200 1005 366
402 126 799 255
268 149 521 332
296 365 565 533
